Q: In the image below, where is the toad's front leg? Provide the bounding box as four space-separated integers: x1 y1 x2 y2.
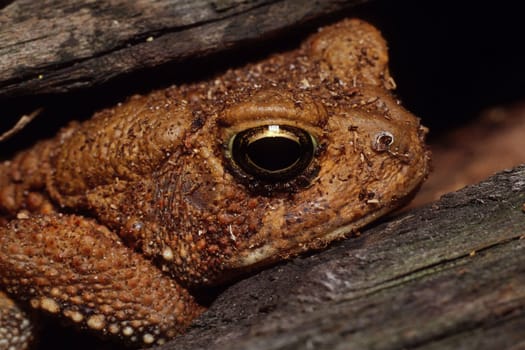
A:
0 214 204 348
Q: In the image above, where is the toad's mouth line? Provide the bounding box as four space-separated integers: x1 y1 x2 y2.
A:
232 175 427 271
234 202 397 269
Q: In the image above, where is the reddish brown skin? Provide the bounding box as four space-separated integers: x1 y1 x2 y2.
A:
0 19 430 348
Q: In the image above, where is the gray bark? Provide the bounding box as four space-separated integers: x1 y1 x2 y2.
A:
0 0 366 99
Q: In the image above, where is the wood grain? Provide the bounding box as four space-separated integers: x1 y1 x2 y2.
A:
0 0 366 99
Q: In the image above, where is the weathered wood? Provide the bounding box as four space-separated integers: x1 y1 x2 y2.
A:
156 165 525 350
0 0 367 99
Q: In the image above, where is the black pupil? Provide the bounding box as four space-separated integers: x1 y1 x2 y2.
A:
230 125 315 182
247 136 301 172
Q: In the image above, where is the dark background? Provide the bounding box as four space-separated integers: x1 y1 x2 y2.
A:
367 0 525 135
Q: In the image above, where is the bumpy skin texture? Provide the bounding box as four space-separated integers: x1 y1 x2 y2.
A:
0 19 430 348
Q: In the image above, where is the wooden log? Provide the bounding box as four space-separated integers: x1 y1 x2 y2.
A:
157 165 525 350
0 0 366 99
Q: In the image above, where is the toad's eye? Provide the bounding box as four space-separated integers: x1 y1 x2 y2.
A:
228 125 317 181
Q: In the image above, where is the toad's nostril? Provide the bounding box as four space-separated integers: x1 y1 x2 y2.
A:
372 131 394 152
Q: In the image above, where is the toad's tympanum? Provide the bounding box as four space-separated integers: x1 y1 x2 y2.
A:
0 19 429 348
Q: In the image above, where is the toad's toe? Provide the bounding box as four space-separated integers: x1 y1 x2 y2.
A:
0 291 34 350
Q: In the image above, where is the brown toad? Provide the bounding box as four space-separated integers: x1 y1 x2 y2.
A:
0 19 429 348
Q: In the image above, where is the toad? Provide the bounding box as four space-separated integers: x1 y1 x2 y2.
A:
0 19 429 348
